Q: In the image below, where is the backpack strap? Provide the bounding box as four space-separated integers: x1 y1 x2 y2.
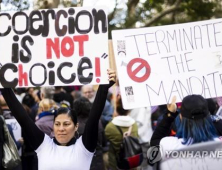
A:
112 125 133 159
115 125 132 137
115 125 123 135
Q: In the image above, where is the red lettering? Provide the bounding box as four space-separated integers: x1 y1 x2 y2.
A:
46 35 89 59
18 64 28 86
61 36 74 57
46 38 60 59
73 35 89 56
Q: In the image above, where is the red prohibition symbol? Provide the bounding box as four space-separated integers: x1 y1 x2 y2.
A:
127 58 151 83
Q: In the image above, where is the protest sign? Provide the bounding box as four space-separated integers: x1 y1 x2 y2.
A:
112 19 222 109
0 6 109 88
5 119 22 155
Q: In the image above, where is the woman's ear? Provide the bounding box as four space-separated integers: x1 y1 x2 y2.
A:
75 123 79 131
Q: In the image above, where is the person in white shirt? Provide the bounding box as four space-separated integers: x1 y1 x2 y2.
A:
1 69 116 170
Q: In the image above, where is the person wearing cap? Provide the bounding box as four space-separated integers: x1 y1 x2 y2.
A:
150 95 220 153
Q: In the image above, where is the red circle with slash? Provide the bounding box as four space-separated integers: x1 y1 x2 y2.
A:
127 58 151 82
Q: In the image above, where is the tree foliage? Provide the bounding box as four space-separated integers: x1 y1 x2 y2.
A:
34 0 82 9
1 0 222 38
108 0 222 37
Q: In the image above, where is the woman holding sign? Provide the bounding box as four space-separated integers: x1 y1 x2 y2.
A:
150 95 220 156
1 69 116 170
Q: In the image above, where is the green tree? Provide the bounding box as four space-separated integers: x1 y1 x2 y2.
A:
1 0 222 38
107 0 222 37
110 0 222 27
0 0 82 11
34 0 82 9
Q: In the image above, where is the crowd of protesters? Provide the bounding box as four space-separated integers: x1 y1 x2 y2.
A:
0 73 222 170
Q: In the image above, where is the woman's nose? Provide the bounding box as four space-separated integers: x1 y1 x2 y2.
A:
58 125 65 131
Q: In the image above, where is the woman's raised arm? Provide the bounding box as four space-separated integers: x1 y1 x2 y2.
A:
150 96 178 146
82 69 116 152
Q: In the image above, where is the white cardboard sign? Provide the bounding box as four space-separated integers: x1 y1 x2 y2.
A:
112 19 222 109
0 7 109 88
